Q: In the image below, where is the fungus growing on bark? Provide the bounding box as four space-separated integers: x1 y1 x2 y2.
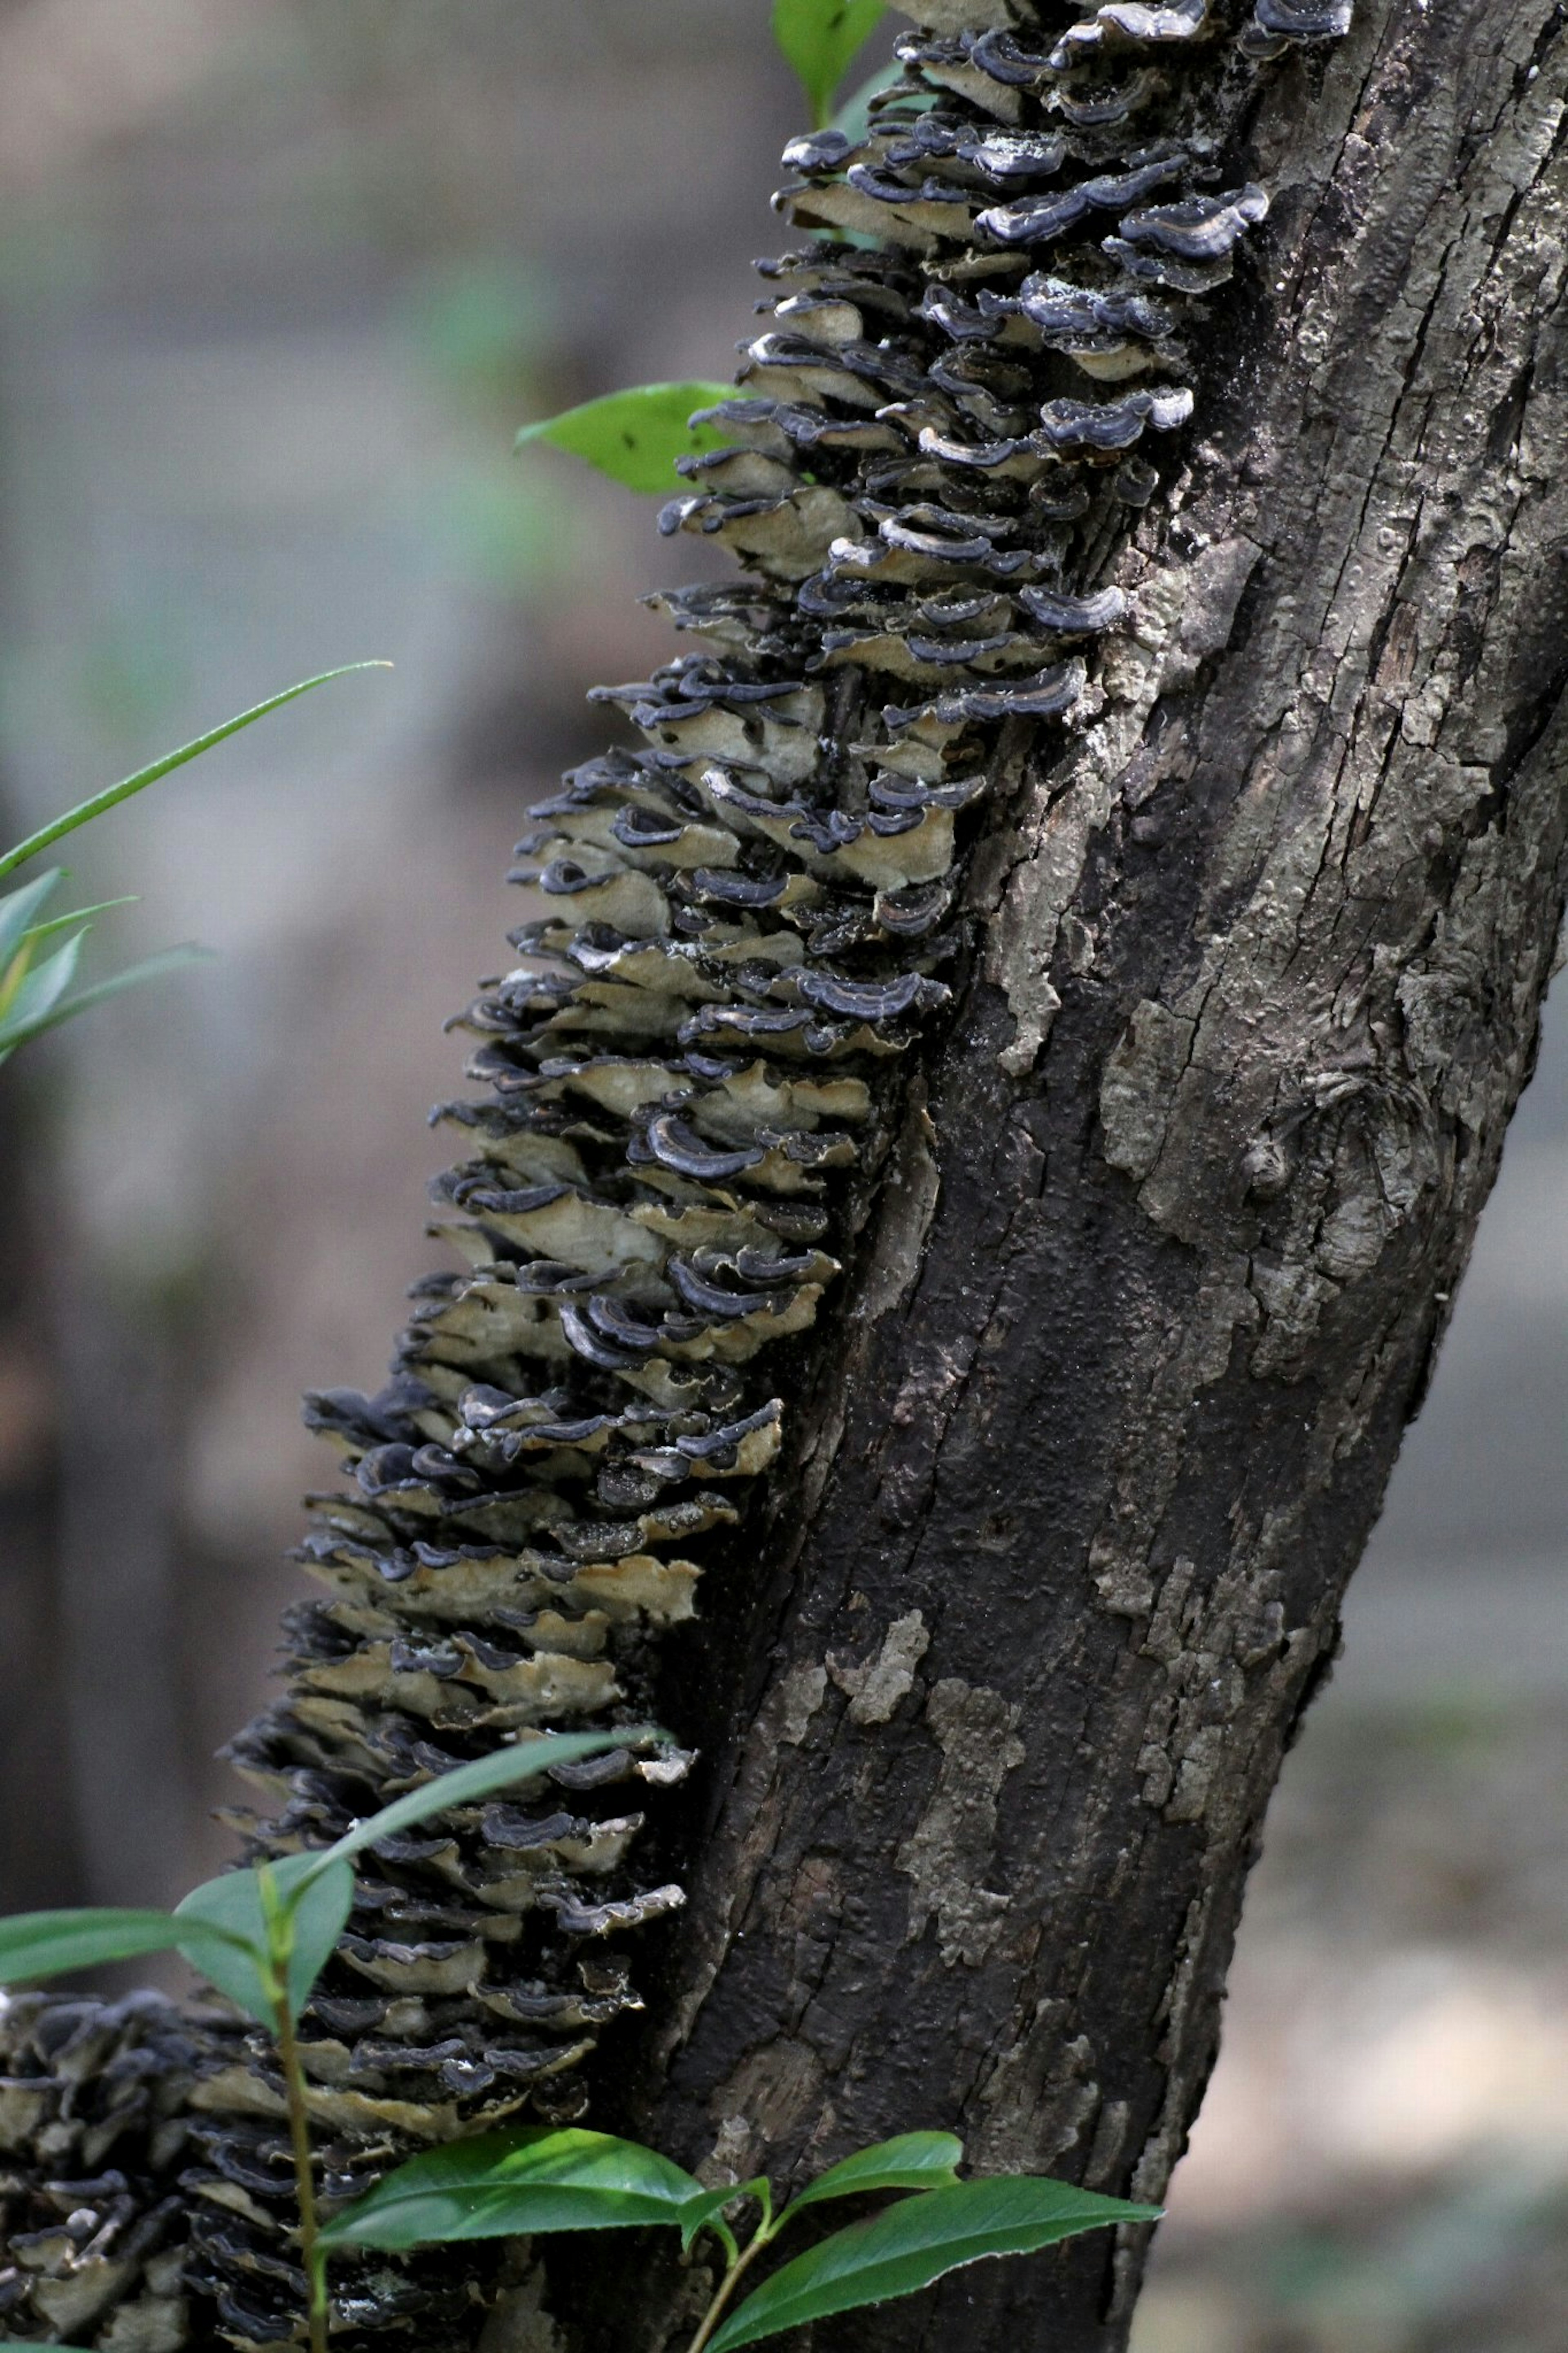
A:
0 3 1357 2344
1242 0 1354 55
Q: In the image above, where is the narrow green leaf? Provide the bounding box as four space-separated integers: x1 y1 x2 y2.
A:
0 662 392 881
773 0 885 128
23 894 139 946
0 943 212 1059
787 2131 964 2219
708 2177 1163 2352
320 2126 706 2252
2 927 84 1031
515 384 735 494
174 1852 354 2026
679 2177 772 2254
0 1906 255 1986
301 1726 658 1885
0 871 63 974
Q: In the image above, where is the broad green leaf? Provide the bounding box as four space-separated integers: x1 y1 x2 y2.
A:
320 2126 706 2252
0 943 211 1062
515 384 735 494
0 870 63 975
0 1905 255 1986
301 1726 658 1885
773 0 885 128
174 1852 354 2026
708 2176 1163 2352
788 2131 964 2218
0 662 392 881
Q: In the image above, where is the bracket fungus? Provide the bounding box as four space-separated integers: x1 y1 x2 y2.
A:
1 2 1356 2344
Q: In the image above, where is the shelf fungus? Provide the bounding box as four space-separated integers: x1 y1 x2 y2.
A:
0 2 1356 2344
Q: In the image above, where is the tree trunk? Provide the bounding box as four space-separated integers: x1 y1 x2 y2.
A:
556 4 1568 2349
4 4 1568 2351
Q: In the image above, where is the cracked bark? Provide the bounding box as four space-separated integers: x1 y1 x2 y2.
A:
538 6 1568 2350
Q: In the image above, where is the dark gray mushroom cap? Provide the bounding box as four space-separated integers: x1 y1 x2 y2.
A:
1035 383 1194 451
1246 0 1353 45
1020 583 1130 634
1018 272 1174 343
1116 183 1269 261
968 27 1059 87
1052 65 1165 127
1050 0 1211 67
976 147 1186 244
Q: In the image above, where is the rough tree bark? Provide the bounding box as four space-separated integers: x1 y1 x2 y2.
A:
560 4 1568 2350
3 4 1567 2352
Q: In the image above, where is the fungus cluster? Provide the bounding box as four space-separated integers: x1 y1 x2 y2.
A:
1 3 1353 2344
0 1992 205 2346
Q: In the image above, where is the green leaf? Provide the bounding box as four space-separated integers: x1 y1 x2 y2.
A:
708 2176 1163 2352
0 870 64 975
22 893 139 947
515 384 735 494
189 1734 657 2024
788 2131 964 2218
0 943 212 1062
679 2177 772 2254
0 662 392 882
301 1726 658 1885
2 926 84 1030
319 2126 706 2252
0 1905 255 1986
773 0 885 128
174 1853 354 2027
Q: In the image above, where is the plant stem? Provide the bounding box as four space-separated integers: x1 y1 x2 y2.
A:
275 1992 330 2353
258 1867 329 2353
685 2222 774 2353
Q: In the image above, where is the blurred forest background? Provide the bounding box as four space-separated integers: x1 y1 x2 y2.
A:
0 5 1562 2348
